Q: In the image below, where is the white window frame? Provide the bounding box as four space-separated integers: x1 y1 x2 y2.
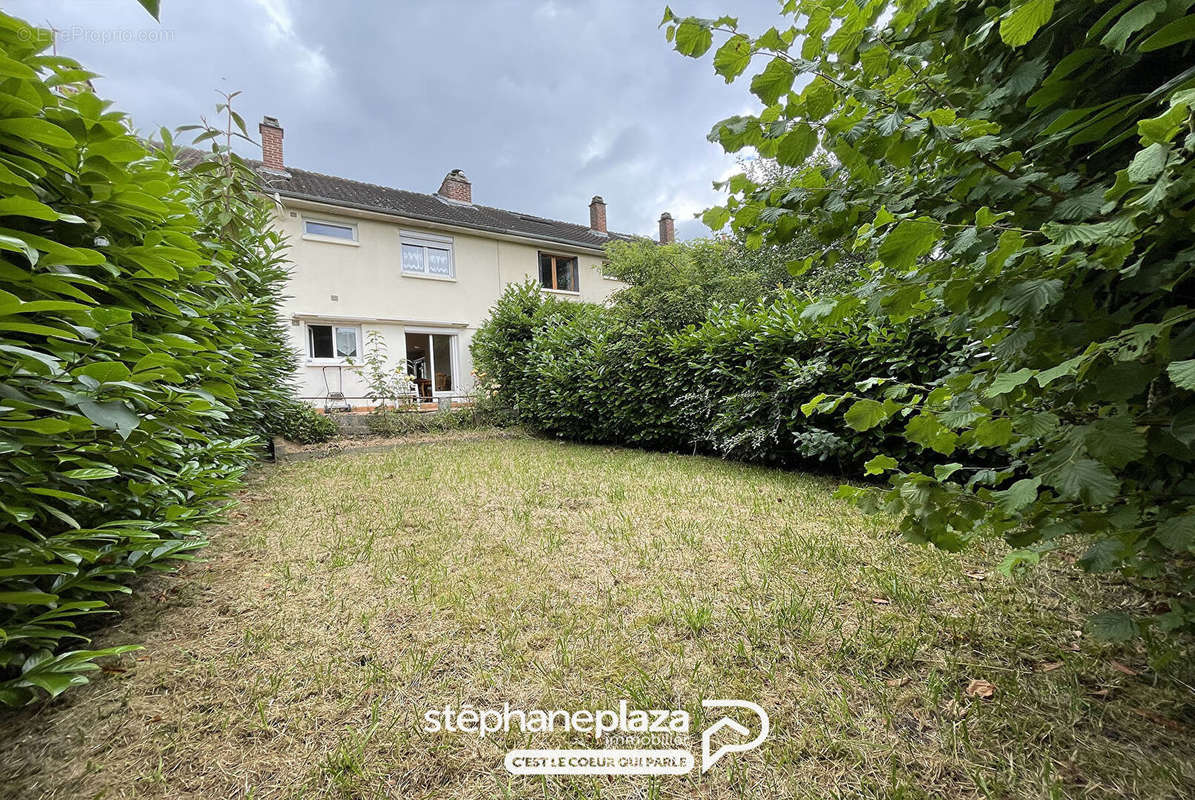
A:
400 230 456 280
305 322 362 364
302 217 359 245
404 327 459 398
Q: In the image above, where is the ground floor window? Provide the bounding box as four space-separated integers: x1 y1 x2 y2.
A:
405 331 455 399
307 323 360 360
539 252 579 292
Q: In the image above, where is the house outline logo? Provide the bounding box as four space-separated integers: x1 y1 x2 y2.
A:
700 699 770 773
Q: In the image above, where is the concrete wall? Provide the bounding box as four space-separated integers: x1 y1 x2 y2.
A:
272 199 625 404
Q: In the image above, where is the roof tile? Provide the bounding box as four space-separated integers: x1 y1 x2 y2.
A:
250 161 636 252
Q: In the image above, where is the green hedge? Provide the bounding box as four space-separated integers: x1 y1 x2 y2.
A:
0 15 294 704
365 406 495 437
269 401 338 444
472 281 961 474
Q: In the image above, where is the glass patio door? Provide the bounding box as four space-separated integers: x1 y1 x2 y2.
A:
404 332 455 400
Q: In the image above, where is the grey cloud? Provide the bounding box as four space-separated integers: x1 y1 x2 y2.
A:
10 0 782 239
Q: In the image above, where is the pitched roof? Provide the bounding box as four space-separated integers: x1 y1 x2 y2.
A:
249 161 637 252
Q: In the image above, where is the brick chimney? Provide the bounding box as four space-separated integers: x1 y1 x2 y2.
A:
658 212 675 245
589 196 607 233
437 169 472 203
259 116 284 171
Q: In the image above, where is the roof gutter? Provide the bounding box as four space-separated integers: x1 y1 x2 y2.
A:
267 189 616 256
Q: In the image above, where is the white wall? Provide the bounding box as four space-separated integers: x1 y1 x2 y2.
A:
272 199 625 404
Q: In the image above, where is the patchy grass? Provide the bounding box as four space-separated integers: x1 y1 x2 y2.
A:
2 435 1193 799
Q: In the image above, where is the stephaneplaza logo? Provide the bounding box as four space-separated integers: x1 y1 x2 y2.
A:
422 699 769 775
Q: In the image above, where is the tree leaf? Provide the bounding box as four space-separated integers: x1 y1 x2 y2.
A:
983 368 1036 397
844 399 890 431
1167 359 1195 390
1078 538 1125 572
1139 14 1195 51
878 218 941 271
712 34 752 82
1054 458 1119 504
702 206 731 231
905 412 959 455
992 477 1041 513
76 400 140 440
1004 279 1063 315
1126 142 1169 183
0 591 59 605
73 361 132 384
135 0 161 20
776 124 817 167
1000 0 1056 47
674 18 714 57
1083 416 1147 468
0 197 62 221
750 57 795 105
864 454 898 474
974 417 1014 447
1086 610 1139 641
1155 514 1195 552
62 467 119 480
1100 0 1166 52
0 118 75 148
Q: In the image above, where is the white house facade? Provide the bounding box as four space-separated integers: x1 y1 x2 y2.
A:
251 116 676 409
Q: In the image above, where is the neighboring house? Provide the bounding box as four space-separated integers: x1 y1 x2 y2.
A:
250 116 677 408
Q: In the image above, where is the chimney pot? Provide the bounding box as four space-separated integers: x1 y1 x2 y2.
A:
658 212 675 245
438 169 472 203
259 115 284 171
589 195 607 233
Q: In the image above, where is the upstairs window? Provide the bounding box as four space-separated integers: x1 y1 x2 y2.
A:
303 219 357 241
401 230 455 278
307 323 360 360
539 253 579 292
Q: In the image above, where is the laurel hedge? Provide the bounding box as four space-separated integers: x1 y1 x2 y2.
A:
472 281 962 475
0 14 295 704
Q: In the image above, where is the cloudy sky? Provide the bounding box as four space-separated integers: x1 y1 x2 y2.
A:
10 0 786 240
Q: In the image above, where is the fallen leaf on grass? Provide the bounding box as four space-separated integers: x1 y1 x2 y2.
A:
1038 661 1064 672
1109 660 1138 676
965 571 987 581
1088 688 1112 699
872 598 891 605
885 676 910 687
965 679 996 699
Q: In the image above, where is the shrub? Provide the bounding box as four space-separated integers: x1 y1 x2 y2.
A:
269 401 338 444
661 1 1195 636
473 284 960 474
470 279 592 421
365 407 488 436
0 16 294 704
349 330 416 409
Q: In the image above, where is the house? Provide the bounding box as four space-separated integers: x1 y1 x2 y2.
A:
251 116 676 408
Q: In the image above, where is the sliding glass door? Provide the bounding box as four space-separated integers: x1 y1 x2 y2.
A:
404 331 456 400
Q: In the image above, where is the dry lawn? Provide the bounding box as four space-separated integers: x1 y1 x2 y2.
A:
2 433 1193 799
